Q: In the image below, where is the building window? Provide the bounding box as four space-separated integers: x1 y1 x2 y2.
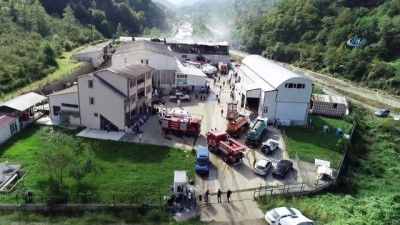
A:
53 106 61 116
285 83 288 88
146 85 152 94
138 88 145 100
146 73 151 80
302 84 305 88
94 113 98 117
333 103 338 108
130 94 136 103
140 59 149 65
130 78 136 88
288 83 294 88
10 122 18 134
182 55 187 58
61 103 79 108
296 83 302 89
264 107 268 114
89 97 95 105
137 75 145 85
88 80 93 88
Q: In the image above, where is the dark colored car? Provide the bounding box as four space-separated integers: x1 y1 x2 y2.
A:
151 98 165 105
272 160 293 179
374 109 390 117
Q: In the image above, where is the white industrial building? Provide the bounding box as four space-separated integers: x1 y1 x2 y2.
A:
235 55 313 125
48 86 80 126
165 38 231 65
74 41 113 69
112 40 177 90
176 61 207 90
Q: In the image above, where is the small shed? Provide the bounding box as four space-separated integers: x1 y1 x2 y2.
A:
310 94 348 118
173 170 188 194
0 115 19 145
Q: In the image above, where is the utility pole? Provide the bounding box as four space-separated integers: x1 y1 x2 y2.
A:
89 9 93 45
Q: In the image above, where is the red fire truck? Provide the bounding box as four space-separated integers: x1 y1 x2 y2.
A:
161 117 201 137
206 130 246 164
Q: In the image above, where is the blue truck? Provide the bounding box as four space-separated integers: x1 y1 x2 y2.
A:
245 117 269 147
195 146 210 175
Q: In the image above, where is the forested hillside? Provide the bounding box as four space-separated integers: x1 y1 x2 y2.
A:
234 0 400 94
177 0 279 41
39 0 169 38
0 0 97 95
0 0 171 96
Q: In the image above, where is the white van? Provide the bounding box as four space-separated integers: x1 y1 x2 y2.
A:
278 215 314 225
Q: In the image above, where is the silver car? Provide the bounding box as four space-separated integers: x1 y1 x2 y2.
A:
265 207 302 225
254 158 272 176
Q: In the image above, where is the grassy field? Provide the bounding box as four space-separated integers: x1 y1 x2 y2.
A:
0 212 207 225
2 49 86 102
0 125 195 205
312 87 324 94
283 115 352 168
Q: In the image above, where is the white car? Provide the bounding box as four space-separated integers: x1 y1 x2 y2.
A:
278 215 314 225
265 207 302 225
254 158 272 176
261 139 279 154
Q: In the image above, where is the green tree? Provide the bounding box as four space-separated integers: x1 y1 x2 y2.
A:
63 4 76 33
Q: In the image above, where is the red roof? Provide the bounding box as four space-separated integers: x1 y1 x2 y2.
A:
0 115 17 129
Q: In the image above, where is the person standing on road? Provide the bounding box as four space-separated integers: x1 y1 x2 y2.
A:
253 158 257 169
177 99 181 107
227 189 232 203
205 189 210 205
218 76 221 82
139 132 142 142
221 109 224 117
217 189 222 203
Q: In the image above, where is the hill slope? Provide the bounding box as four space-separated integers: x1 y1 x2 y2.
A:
234 0 400 94
39 0 169 38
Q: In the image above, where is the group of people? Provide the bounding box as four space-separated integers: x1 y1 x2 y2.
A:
204 189 232 205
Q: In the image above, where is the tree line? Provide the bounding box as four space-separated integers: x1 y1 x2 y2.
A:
0 0 170 96
233 0 400 95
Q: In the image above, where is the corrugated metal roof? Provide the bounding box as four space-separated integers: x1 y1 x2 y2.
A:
165 38 229 46
239 65 275 92
105 64 153 79
47 86 78 96
174 170 187 183
76 41 112 55
312 94 348 105
0 92 46 111
114 40 175 57
0 114 17 129
176 61 207 77
242 55 307 89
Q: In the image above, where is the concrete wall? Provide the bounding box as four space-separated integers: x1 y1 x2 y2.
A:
48 91 80 122
0 119 19 145
78 75 125 130
275 102 309 122
41 64 94 95
75 51 104 68
95 70 128 94
112 52 177 70
276 77 313 103
186 75 207 88
262 91 277 118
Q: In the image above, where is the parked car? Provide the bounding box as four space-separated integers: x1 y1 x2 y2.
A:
254 158 272 176
169 92 191 102
261 139 279 154
265 207 302 225
277 215 314 225
374 108 390 117
272 160 294 179
151 98 165 105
